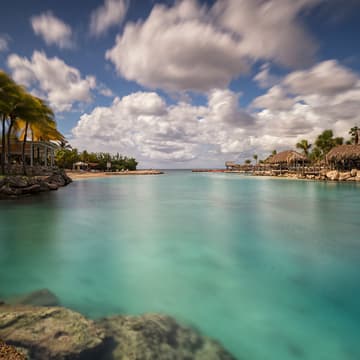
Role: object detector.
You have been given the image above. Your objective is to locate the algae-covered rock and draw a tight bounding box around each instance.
[97,313,236,360]
[0,340,26,360]
[0,306,105,360]
[5,289,60,307]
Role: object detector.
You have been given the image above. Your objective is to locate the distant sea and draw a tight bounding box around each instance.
[1,171,360,359]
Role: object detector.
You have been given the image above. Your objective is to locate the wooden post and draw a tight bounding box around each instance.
[44,145,48,167]
[30,142,34,167]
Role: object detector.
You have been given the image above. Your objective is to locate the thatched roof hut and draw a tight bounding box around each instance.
[266,150,307,165]
[326,145,360,162]
[326,145,360,169]
[225,161,241,170]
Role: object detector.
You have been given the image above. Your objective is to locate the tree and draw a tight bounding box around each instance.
[1,71,63,175]
[272,150,277,156]
[245,159,251,165]
[0,71,22,174]
[253,154,258,165]
[296,139,312,157]
[349,126,360,145]
[315,130,343,158]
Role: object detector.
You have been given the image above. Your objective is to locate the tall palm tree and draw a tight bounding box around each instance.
[253,154,258,165]
[296,139,312,157]
[19,97,56,174]
[349,126,359,145]
[0,71,22,174]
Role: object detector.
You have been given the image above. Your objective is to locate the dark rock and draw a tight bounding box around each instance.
[20,184,41,194]
[47,183,59,190]
[38,181,50,192]
[6,176,30,188]
[6,289,60,307]
[45,174,66,187]
[0,306,106,360]
[97,313,236,360]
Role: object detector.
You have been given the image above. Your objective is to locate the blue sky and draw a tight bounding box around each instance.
[1,0,360,168]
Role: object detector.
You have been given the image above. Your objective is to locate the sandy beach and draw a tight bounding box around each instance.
[67,170,164,180]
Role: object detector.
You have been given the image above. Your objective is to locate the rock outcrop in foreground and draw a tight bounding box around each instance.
[0,170,72,199]
[98,314,236,360]
[0,291,236,360]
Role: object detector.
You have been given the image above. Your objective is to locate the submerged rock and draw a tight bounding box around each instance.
[97,313,236,360]
[5,289,60,307]
[0,306,106,360]
[0,340,26,360]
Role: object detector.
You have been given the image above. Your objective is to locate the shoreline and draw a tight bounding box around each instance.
[67,169,164,180]
[192,168,360,183]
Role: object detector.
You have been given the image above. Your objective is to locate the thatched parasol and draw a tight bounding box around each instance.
[326,145,360,162]
[266,150,307,164]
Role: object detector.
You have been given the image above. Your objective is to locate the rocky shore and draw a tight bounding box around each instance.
[252,169,360,182]
[0,170,72,199]
[0,289,236,360]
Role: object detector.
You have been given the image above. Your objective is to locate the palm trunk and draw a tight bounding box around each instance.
[1,114,6,175]
[7,117,14,168]
[22,121,29,175]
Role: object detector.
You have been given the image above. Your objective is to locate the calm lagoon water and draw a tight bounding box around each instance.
[1,171,360,359]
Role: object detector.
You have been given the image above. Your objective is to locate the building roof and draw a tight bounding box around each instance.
[326,144,360,162]
[266,150,307,164]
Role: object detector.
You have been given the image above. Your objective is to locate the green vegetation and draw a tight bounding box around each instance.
[267,127,358,164]
[56,145,138,171]
[349,126,360,145]
[0,70,63,175]
[296,139,312,156]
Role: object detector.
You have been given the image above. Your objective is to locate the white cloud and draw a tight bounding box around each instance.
[0,35,9,52]
[70,89,256,166]
[70,59,360,167]
[253,63,281,89]
[106,0,320,92]
[90,0,128,37]
[252,60,360,149]
[7,51,96,112]
[31,12,73,49]
[284,59,358,95]
[98,84,114,97]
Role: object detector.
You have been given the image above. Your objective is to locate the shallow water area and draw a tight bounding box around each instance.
[1,171,360,359]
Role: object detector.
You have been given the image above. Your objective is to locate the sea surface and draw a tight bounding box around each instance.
[1,171,360,359]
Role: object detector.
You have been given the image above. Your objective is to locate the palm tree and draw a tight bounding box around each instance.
[349,126,360,145]
[0,71,23,174]
[253,154,258,165]
[272,149,277,156]
[296,139,312,157]
[315,130,343,158]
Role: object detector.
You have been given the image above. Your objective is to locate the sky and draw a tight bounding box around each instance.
[1,0,360,168]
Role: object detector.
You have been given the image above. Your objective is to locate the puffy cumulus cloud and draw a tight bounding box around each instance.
[251,85,296,111]
[7,51,96,112]
[252,60,360,148]
[31,12,73,49]
[90,0,128,37]
[213,0,320,67]
[283,60,359,95]
[106,0,319,92]
[70,89,258,166]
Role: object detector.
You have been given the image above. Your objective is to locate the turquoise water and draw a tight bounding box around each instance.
[1,172,360,359]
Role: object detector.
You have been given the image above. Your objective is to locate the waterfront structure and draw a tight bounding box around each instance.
[326,144,360,170]
[265,150,308,168]
[0,140,58,167]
